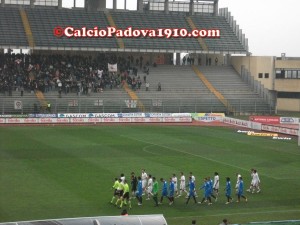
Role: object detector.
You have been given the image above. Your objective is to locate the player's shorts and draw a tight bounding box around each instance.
[162,191,168,197]
[226,191,231,197]
[123,192,130,200]
[174,185,178,192]
[142,180,147,189]
[204,191,210,198]
[189,191,195,197]
[169,191,174,197]
[119,190,124,197]
[147,187,153,194]
[131,185,137,192]
[180,183,186,190]
[213,184,219,190]
[114,189,120,196]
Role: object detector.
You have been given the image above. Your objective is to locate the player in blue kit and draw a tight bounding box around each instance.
[168,177,175,205]
[198,177,212,205]
[136,176,143,205]
[159,178,168,204]
[225,177,233,204]
[186,176,198,204]
[237,176,247,203]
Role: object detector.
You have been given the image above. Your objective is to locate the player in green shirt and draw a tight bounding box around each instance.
[110,178,120,204]
[120,180,132,209]
[152,177,159,206]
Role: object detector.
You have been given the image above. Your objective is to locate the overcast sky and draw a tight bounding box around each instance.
[63,0,300,57]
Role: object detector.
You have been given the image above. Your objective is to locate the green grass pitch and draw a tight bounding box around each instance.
[0,125,299,225]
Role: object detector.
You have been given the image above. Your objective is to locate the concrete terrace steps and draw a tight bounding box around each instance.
[134,65,225,114]
[197,66,271,113]
[43,88,129,100]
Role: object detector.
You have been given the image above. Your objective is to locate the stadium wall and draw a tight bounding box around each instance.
[277,98,300,112]
[231,56,300,112]
[231,56,274,90]
[275,59,300,68]
[275,79,300,92]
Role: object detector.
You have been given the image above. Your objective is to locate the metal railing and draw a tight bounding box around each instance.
[0,95,275,115]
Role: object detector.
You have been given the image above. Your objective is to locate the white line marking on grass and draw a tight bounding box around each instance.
[121,135,281,180]
[170,209,300,220]
[142,145,158,155]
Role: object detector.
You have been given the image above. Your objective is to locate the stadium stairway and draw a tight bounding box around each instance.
[198,66,272,114]
[123,83,145,111]
[35,91,48,110]
[133,65,226,113]
[185,17,208,51]
[19,9,35,48]
[192,65,234,113]
[105,12,125,49]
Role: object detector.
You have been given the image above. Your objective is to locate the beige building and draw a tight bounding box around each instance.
[231,55,300,112]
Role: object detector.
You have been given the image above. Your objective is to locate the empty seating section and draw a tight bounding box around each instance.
[0,8,28,47]
[135,65,227,113]
[191,15,245,52]
[25,8,118,48]
[0,7,245,52]
[198,66,271,113]
[110,12,201,51]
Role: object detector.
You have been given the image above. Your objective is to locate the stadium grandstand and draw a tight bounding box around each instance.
[0,0,299,116]
[0,1,300,225]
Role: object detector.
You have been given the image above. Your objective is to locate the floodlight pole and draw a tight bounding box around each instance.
[214,0,219,16]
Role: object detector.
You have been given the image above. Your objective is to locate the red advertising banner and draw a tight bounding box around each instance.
[40,118,56,123]
[249,116,280,124]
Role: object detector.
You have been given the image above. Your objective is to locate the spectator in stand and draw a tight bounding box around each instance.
[145,82,150,91]
[0,52,129,96]
[182,56,186,65]
[157,82,161,91]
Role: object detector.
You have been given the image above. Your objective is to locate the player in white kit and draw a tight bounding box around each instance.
[213,172,220,197]
[172,173,178,197]
[178,172,188,197]
[252,169,261,193]
[146,174,153,200]
[141,169,148,195]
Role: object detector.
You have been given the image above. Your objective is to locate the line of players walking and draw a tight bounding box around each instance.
[110,168,261,209]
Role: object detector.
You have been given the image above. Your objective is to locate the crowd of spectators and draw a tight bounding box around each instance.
[0,52,150,96]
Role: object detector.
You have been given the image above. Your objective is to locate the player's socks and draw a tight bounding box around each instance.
[111,196,115,203]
